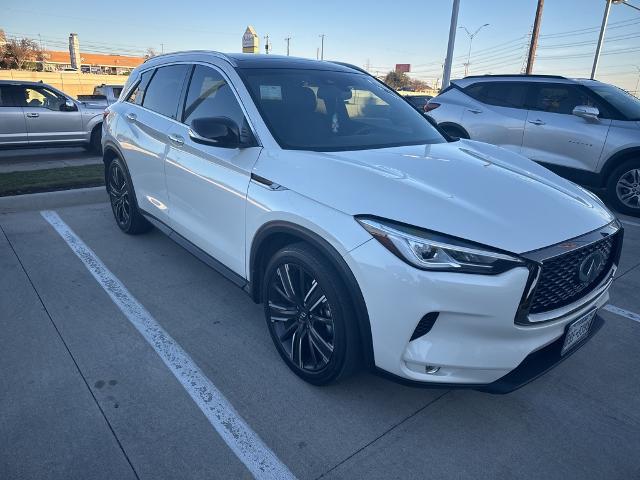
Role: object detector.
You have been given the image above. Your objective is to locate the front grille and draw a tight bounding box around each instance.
[529,233,617,314]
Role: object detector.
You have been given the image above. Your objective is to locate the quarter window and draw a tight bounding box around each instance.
[142,65,190,118]
[125,70,153,105]
[182,65,247,132]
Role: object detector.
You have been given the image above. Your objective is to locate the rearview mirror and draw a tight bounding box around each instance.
[189,117,240,149]
[572,105,599,121]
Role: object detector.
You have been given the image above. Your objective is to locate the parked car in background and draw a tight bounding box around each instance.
[402,94,433,112]
[77,84,124,106]
[0,80,104,153]
[102,52,622,391]
[426,75,640,216]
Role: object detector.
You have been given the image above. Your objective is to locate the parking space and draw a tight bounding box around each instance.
[2,202,640,479]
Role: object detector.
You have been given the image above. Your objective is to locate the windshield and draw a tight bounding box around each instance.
[589,83,640,121]
[239,68,445,151]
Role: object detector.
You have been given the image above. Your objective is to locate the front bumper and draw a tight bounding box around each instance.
[346,238,612,387]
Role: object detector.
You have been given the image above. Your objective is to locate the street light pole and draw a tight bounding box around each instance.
[285,37,291,56]
[319,34,325,60]
[591,0,614,79]
[634,65,640,98]
[441,0,460,90]
[460,24,490,77]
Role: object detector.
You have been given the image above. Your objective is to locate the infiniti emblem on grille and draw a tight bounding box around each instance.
[578,251,605,284]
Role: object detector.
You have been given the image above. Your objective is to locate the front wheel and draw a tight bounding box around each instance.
[262,243,360,385]
[107,157,152,234]
[606,159,640,217]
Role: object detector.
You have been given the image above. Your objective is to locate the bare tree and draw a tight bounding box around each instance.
[145,47,158,59]
[4,37,42,70]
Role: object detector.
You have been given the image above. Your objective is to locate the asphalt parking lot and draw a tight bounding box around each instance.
[1,198,640,479]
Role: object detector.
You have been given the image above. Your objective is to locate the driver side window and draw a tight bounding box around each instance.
[21,87,66,111]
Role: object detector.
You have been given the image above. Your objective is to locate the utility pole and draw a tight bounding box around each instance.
[441,0,460,90]
[319,34,325,60]
[634,65,640,98]
[525,0,544,74]
[285,37,291,56]
[459,23,490,77]
[264,34,271,54]
[161,43,164,54]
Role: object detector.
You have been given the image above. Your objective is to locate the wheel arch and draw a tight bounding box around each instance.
[249,221,375,368]
[437,122,470,139]
[600,146,640,186]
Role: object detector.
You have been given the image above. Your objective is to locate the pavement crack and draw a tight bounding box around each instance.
[0,222,141,480]
[315,389,451,479]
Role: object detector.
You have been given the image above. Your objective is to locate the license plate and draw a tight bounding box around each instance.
[561,309,596,356]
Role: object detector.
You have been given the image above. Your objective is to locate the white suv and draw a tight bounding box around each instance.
[103,52,623,391]
[426,75,640,216]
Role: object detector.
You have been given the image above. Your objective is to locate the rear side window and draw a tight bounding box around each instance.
[126,70,153,105]
[465,82,528,109]
[142,65,191,119]
[0,86,20,107]
[182,65,247,131]
[112,87,123,98]
[528,84,607,116]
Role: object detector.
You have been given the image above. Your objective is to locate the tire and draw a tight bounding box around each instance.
[440,124,469,141]
[606,159,640,217]
[106,157,152,234]
[262,243,360,385]
[87,125,103,155]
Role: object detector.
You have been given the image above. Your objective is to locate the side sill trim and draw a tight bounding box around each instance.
[140,209,247,288]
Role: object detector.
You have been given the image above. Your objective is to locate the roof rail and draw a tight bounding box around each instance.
[461,74,567,80]
[143,50,236,66]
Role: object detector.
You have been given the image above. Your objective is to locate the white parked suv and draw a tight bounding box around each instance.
[426,75,640,216]
[102,52,623,392]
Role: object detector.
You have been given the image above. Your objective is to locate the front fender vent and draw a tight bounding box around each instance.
[410,312,439,341]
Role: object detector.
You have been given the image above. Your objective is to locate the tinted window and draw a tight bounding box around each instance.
[588,83,640,121]
[0,86,20,107]
[239,68,445,151]
[142,65,190,118]
[465,82,528,108]
[126,70,153,105]
[183,65,247,131]
[112,87,123,98]
[528,84,594,115]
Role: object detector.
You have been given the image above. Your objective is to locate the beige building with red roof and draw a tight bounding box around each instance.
[40,50,145,75]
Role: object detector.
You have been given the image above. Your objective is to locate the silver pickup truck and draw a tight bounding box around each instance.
[0,80,105,153]
[77,84,124,106]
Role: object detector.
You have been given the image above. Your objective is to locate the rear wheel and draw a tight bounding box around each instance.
[262,243,360,385]
[606,159,640,217]
[107,157,152,234]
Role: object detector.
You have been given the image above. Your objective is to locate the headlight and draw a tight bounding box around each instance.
[356,217,524,275]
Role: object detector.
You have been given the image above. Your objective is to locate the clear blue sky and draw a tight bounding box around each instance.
[3,0,639,92]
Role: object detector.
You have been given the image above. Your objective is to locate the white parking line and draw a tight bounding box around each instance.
[41,210,295,480]
[603,304,640,324]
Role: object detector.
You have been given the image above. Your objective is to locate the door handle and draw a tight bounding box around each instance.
[168,133,184,147]
[528,119,545,126]
[467,108,483,114]
[125,112,137,122]
[26,112,39,118]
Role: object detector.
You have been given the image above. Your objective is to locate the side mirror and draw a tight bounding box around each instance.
[572,105,599,121]
[61,99,78,111]
[189,117,241,149]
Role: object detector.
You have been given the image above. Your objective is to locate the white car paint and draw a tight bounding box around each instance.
[104,52,622,387]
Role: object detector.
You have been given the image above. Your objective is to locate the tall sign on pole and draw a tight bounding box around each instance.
[442,0,460,90]
[242,26,259,54]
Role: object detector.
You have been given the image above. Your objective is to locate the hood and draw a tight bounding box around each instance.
[253,140,615,254]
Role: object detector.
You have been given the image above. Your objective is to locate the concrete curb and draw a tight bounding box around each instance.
[0,187,108,214]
